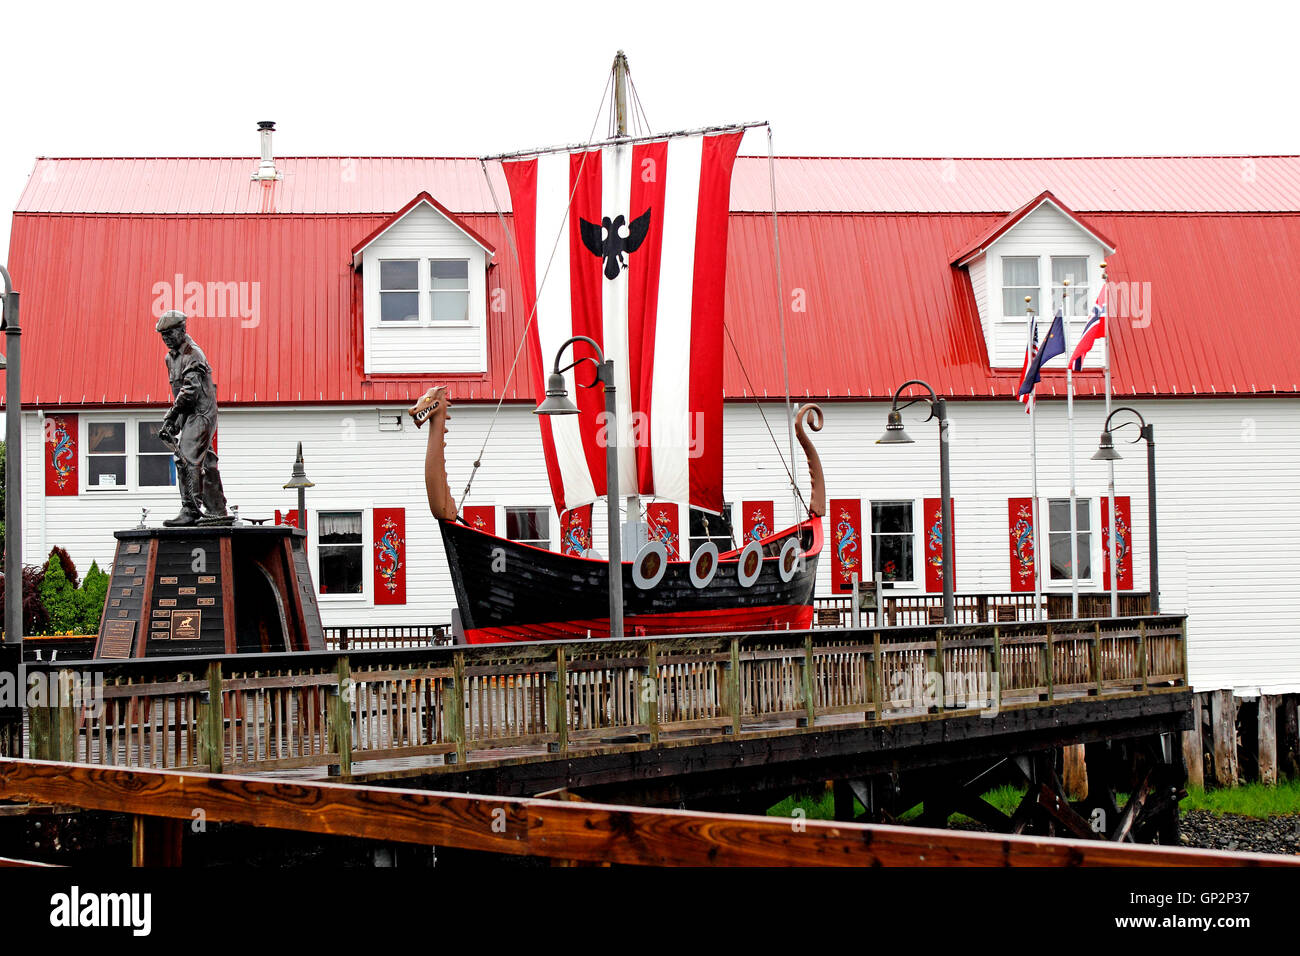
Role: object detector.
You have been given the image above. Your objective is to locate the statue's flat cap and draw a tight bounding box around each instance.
[155,310,188,332]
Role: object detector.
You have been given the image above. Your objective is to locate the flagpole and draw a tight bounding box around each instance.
[1103,261,1118,617]
[1064,280,1079,619]
[1026,299,1043,622]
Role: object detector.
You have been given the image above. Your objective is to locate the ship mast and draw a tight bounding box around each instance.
[611,50,647,557]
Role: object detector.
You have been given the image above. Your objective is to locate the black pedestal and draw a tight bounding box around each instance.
[94,526,325,659]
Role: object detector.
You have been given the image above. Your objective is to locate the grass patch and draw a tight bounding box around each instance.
[1181,779,1300,818]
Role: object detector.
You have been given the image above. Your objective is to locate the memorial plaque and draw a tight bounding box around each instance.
[123,566,137,575]
[101,620,136,659]
[126,544,141,554]
[152,631,170,641]
[198,575,216,584]
[132,577,144,586]
[153,609,170,618]
[170,609,201,641]
[110,599,121,607]
[158,598,176,607]
[197,597,215,607]
[178,586,196,596]
[119,588,133,597]
[160,576,178,585]
[117,610,128,618]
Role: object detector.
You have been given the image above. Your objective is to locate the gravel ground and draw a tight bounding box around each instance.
[1179,810,1300,856]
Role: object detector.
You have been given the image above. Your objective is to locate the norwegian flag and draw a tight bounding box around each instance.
[1069,282,1107,371]
[1016,316,1038,414]
[501,130,744,515]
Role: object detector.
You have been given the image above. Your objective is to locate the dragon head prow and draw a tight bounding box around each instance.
[412,386,458,520]
[795,403,827,518]
[409,385,450,429]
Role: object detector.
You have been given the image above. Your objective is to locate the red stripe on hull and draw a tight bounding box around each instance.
[463,602,815,645]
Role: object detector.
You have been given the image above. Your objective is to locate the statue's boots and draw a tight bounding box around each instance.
[162,507,201,527]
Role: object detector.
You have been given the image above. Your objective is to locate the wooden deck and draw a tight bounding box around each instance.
[22,615,1187,788]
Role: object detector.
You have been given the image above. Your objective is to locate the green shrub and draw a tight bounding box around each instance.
[39,553,80,634]
[78,560,110,634]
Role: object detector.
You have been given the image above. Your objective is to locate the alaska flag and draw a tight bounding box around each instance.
[1017,310,1066,397]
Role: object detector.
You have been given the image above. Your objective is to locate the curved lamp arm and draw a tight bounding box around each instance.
[1103,405,1152,444]
[890,378,943,420]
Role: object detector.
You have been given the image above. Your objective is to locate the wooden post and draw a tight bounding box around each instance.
[445,651,466,763]
[801,635,816,727]
[991,625,1003,712]
[871,630,884,717]
[329,656,352,776]
[1042,623,1055,702]
[131,815,183,866]
[728,638,741,735]
[55,670,77,762]
[1283,696,1300,780]
[547,647,568,754]
[1063,744,1089,800]
[1182,692,1205,789]
[1090,622,1103,696]
[1137,620,1149,691]
[931,628,945,713]
[1258,695,1278,786]
[641,641,661,744]
[194,661,224,774]
[1210,689,1238,788]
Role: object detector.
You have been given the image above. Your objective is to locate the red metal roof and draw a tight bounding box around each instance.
[8,156,1300,409]
[20,155,1300,214]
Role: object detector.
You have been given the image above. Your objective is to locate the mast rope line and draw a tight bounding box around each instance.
[767,126,802,527]
[461,71,614,509]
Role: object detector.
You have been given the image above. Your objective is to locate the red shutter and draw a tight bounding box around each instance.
[829,498,863,594]
[923,497,955,593]
[646,502,681,560]
[462,505,496,535]
[44,413,79,495]
[1101,496,1134,591]
[741,500,774,543]
[1008,497,1036,592]
[559,505,594,556]
[372,507,406,605]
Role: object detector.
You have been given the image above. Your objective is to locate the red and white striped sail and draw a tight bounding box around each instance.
[502,129,744,515]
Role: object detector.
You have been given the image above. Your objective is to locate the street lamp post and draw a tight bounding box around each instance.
[878,379,954,625]
[1092,407,1159,615]
[283,441,315,531]
[535,335,623,639]
[0,265,20,756]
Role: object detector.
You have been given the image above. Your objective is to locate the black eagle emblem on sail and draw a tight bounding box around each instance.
[579,208,652,279]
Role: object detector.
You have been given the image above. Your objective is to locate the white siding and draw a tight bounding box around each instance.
[360,202,488,374]
[967,255,988,346]
[21,397,1300,693]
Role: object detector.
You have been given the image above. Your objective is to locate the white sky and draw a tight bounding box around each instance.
[2,0,1296,254]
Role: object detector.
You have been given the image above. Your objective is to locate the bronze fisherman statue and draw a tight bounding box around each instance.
[156,310,230,526]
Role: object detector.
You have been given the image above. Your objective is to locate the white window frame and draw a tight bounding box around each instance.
[373,256,473,328]
[869,499,917,587]
[314,508,371,603]
[1045,497,1095,586]
[1000,255,1041,323]
[81,415,181,493]
[377,258,421,325]
[428,259,472,324]
[505,505,553,551]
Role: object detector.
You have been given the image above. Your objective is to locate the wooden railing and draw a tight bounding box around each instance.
[812,591,1153,628]
[323,624,451,649]
[4,756,1288,867]
[24,615,1187,777]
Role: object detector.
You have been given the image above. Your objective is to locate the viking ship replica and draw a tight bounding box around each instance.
[411,53,826,644]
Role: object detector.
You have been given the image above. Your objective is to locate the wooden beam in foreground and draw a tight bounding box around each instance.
[0,758,1293,868]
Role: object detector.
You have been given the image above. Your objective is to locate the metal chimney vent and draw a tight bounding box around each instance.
[253,121,281,181]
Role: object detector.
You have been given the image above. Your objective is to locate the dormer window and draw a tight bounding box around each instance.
[1002,257,1039,317]
[353,192,495,375]
[379,260,419,322]
[1051,256,1089,316]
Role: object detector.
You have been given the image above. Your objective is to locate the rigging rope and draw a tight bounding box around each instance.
[460,73,614,508]
[767,126,803,526]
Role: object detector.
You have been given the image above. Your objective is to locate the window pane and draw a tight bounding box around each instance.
[431,290,469,322]
[380,291,419,322]
[138,420,171,454]
[1051,257,1087,286]
[431,260,468,288]
[88,422,125,454]
[1049,534,1073,580]
[1003,257,1038,286]
[139,454,176,487]
[1075,534,1092,579]
[1004,288,1039,317]
[87,455,126,487]
[871,502,912,534]
[319,546,363,594]
[320,512,362,543]
[506,507,550,544]
[379,260,418,290]
[874,535,913,582]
